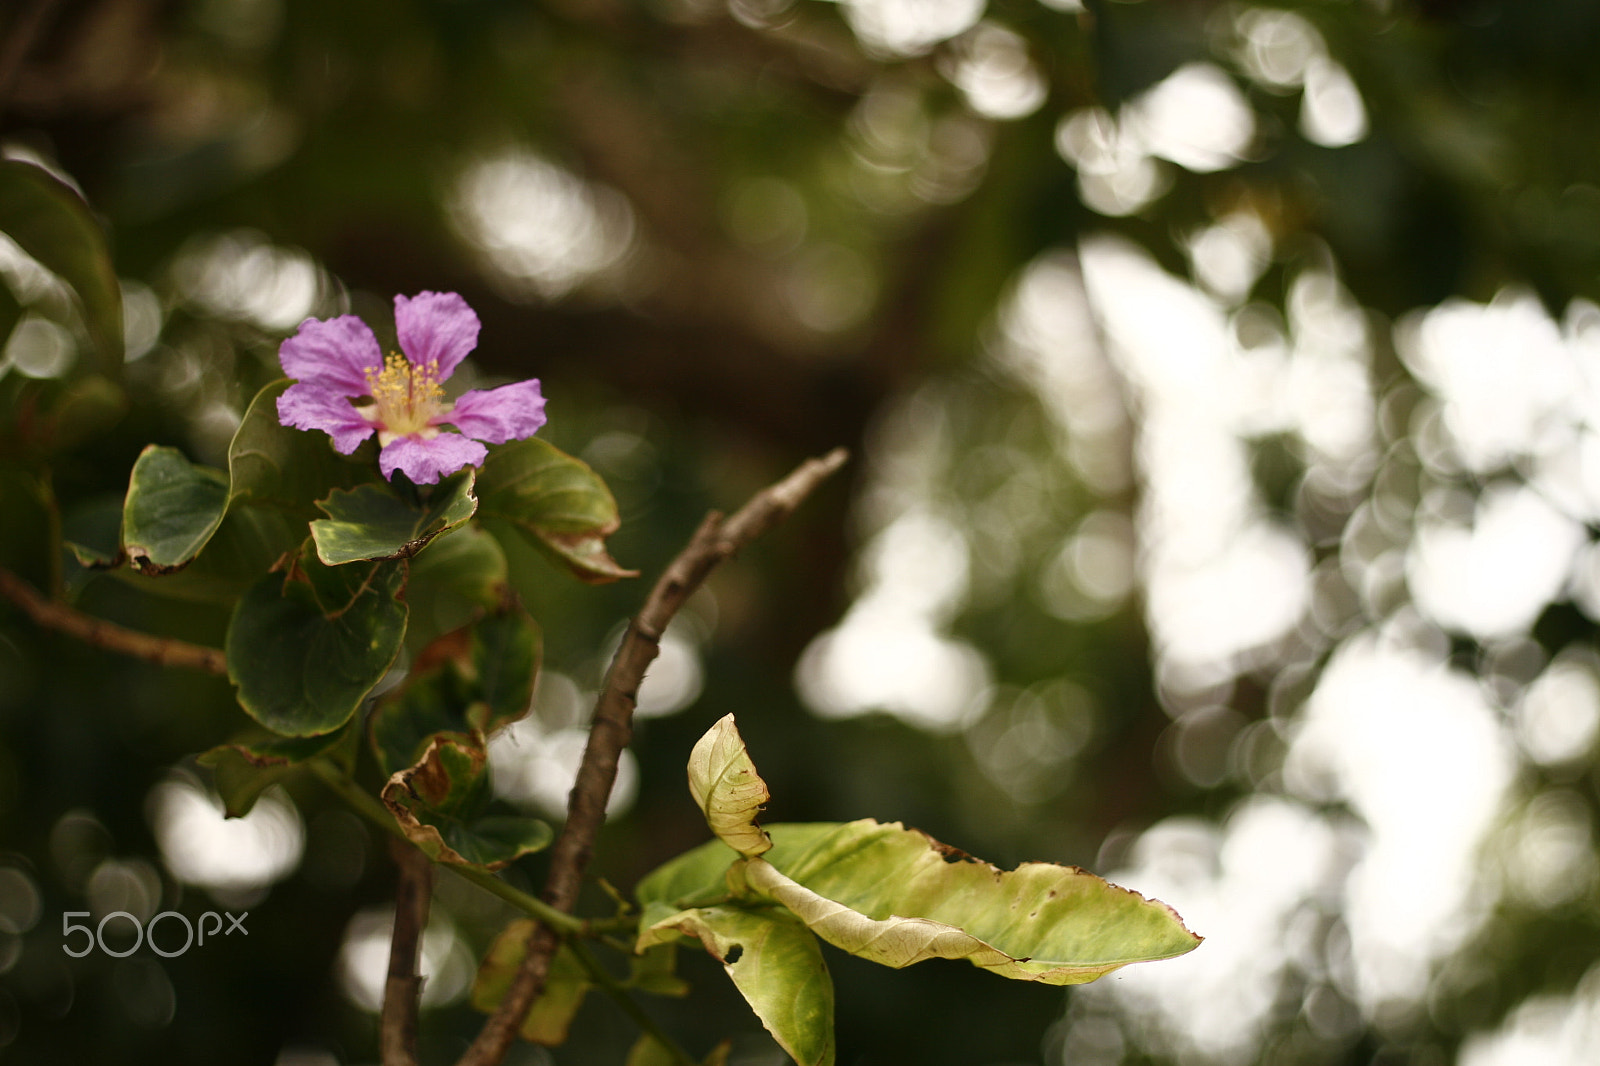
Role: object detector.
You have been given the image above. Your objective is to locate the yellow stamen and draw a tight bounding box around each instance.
[363,353,450,439]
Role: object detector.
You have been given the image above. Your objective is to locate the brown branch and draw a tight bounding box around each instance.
[381,840,435,1066]
[0,565,228,675]
[456,446,849,1066]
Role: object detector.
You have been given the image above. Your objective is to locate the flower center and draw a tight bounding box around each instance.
[364,353,449,438]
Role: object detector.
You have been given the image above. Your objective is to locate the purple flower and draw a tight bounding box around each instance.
[276,292,546,484]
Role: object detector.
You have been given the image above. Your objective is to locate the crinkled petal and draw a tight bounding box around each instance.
[277,383,376,453]
[447,379,547,445]
[394,291,479,378]
[379,433,488,485]
[279,315,383,395]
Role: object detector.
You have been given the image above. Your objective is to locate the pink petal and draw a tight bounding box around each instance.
[279,315,383,395]
[277,384,376,453]
[379,433,487,485]
[394,291,479,378]
[447,379,547,445]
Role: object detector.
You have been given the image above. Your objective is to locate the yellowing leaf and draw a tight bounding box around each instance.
[737,820,1202,985]
[639,905,833,1066]
[471,920,590,1045]
[687,714,771,858]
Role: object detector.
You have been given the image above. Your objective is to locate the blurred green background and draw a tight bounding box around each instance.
[4,0,1600,1064]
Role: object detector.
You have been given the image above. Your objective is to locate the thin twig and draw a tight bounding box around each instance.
[381,840,434,1066]
[0,565,228,674]
[309,751,692,1064]
[456,447,848,1066]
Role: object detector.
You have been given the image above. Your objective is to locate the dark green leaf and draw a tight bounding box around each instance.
[120,445,229,573]
[196,726,355,818]
[310,469,476,565]
[228,379,376,520]
[225,556,408,736]
[403,524,509,653]
[111,504,300,605]
[0,160,122,375]
[476,438,636,583]
[369,660,476,777]
[368,605,539,775]
[469,607,539,733]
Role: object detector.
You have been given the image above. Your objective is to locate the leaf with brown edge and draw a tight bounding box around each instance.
[731,820,1203,986]
[475,437,637,584]
[199,723,357,817]
[382,736,551,869]
[687,714,772,858]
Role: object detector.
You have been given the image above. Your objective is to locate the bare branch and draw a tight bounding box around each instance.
[0,565,228,675]
[381,840,435,1066]
[456,447,848,1066]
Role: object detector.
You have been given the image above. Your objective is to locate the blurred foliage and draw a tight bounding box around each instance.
[5,0,1600,1064]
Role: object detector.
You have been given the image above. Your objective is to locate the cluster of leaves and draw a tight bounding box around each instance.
[478,715,1199,1064]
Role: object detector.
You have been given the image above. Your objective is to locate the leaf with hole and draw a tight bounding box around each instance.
[638,904,833,1066]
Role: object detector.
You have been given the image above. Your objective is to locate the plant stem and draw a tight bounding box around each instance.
[0,564,227,674]
[380,839,432,1066]
[457,447,848,1066]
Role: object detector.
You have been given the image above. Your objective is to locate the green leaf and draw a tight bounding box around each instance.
[382,736,551,869]
[368,606,540,775]
[469,607,540,733]
[404,525,509,652]
[370,658,476,777]
[225,556,408,736]
[111,504,300,604]
[310,470,477,565]
[0,159,122,375]
[228,379,376,519]
[688,713,772,859]
[635,831,745,932]
[476,438,636,583]
[120,445,229,572]
[626,941,690,998]
[471,920,591,1045]
[625,1035,730,1066]
[197,726,355,817]
[639,905,834,1066]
